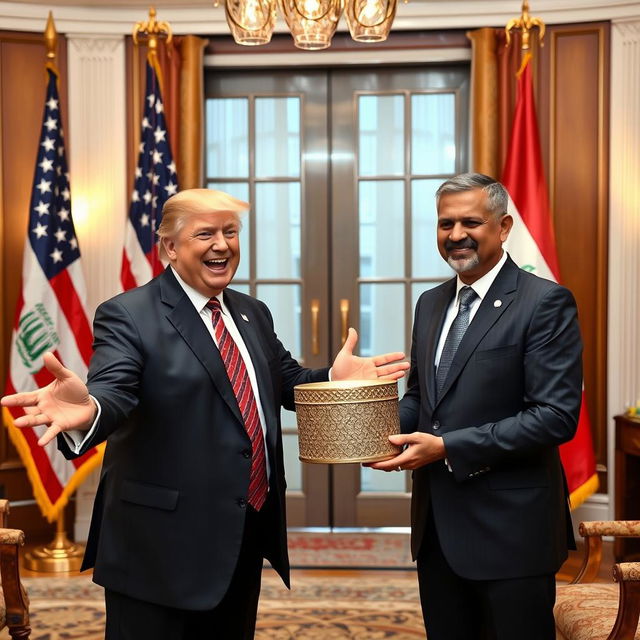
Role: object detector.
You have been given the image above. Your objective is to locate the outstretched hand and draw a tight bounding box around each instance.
[331,328,409,382]
[1,352,95,447]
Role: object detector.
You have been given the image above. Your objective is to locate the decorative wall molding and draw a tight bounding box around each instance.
[607,18,640,520]
[1,0,639,36]
[66,34,127,540]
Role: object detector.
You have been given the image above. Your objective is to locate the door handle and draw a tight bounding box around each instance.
[340,299,350,345]
[310,299,320,356]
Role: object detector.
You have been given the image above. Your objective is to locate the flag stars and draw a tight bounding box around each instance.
[57,207,70,221]
[167,161,176,175]
[34,201,50,216]
[41,137,55,152]
[135,167,142,178]
[165,182,177,196]
[152,149,163,165]
[32,222,48,239]
[142,117,151,129]
[54,228,67,243]
[132,190,140,203]
[61,188,70,201]
[151,174,160,186]
[155,100,164,114]
[153,127,166,144]
[139,142,145,153]
[36,178,52,194]
[143,190,152,204]
[39,158,54,173]
[50,248,63,264]
[147,94,156,108]
[44,117,58,131]
[140,213,150,227]
[46,97,59,111]
[69,237,78,250]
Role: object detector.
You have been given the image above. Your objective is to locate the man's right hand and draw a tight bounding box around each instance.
[1,352,95,446]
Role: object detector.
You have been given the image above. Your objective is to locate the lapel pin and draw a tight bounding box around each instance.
[493,299,502,308]
[241,314,249,322]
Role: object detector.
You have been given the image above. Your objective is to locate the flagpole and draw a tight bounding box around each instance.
[22,14,87,572]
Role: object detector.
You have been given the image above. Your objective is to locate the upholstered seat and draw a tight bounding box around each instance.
[0,499,30,639]
[555,521,640,640]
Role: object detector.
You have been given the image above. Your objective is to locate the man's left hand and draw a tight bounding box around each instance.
[331,328,409,381]
[365,432,446,471]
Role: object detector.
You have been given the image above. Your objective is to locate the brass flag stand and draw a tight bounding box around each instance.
[24,511,84,572]
[21,13,86,574]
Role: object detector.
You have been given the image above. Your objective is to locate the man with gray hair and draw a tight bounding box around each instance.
[2,188,409,639]
[370,173,582,639]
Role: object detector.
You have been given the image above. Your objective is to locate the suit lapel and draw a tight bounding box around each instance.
[424,280,456,410]
[160,269,245,427]
[436,258,519,404]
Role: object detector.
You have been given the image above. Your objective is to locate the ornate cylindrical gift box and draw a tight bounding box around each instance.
[294,379,401,464]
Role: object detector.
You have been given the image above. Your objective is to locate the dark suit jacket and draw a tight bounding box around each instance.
[58,267,329,610]
[400,256,581,581]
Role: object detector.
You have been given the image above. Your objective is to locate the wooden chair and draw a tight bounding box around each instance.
[0,499,30,639]
[555,520,640,640]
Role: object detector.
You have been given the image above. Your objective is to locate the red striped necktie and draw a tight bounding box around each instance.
[207,298,268,511]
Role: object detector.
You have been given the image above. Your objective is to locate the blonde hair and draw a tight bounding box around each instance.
[157,189,249,260]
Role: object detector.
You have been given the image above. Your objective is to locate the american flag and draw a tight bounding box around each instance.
[121,60,178,290]
[2,66,104,522]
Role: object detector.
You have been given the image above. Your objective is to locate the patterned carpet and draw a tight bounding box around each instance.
[12,572,424,640]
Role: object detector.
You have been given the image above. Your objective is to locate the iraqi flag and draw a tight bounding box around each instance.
[2,65,104,522]
[502,53,598,509]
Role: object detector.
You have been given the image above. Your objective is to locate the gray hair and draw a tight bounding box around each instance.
[435,173,508,218]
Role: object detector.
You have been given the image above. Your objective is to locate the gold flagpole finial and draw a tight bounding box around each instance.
[133,6,173,53]
[44,11,59,71]
[505,1,545,51]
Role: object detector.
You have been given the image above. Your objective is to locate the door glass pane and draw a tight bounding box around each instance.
[359,95,404,176]
[256,182,301,279]
[359,180,404,278]
[361,465,405,493]
[282,414,302,491]
[206,98,248,178]
[207,181,250,281]
[359,283,404,358]
[256,97,300,178]
[412,179,453,279]
[256,284,302,361]
[411,93,456,175]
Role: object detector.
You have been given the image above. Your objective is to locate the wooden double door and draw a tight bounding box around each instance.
[205,63,469,527]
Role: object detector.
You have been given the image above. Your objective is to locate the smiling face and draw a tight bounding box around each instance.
[162,211,241,298]
[436,187,512,284]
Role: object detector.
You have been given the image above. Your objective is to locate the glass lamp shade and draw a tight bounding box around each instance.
[345,0,397,42]
[278,0,344,50]
[225,0,277,46]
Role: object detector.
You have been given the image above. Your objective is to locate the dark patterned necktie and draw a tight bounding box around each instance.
[436,286,478,399]
[207,298,268,511]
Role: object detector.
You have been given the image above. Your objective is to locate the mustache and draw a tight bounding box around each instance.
[445,238,478,252]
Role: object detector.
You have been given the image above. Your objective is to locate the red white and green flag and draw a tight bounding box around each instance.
[502,53,598,508]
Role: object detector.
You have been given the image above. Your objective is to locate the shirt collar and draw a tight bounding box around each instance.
[170,266,229,316]
[455,250,508,302]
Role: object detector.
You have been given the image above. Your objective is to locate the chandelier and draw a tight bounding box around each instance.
[218,0,400,50]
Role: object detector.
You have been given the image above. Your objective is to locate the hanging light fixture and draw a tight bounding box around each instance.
[345,0,398,42]
[224,0,277,45]
[278,0,344,50]
[217,0,403,49]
